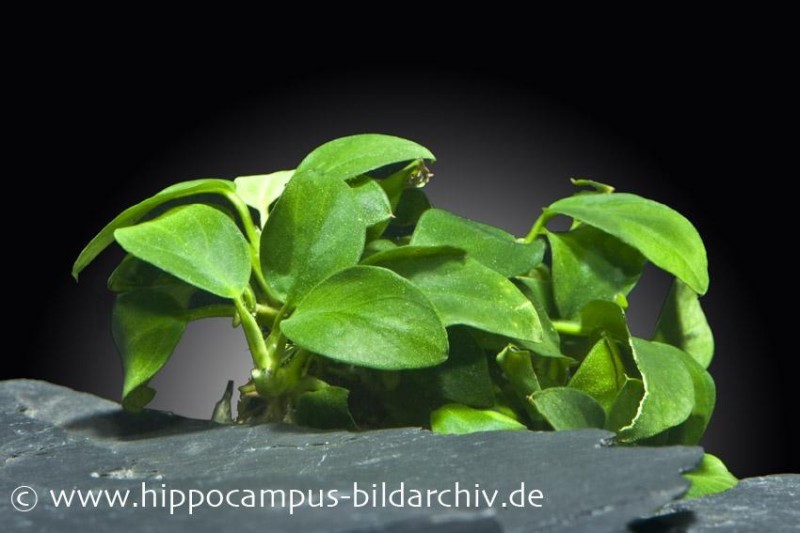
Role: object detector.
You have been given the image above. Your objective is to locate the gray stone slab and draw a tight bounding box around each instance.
[647,474,800,532]
[1,379,702,532]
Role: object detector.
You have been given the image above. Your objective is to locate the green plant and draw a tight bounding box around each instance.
[73,134,735,497]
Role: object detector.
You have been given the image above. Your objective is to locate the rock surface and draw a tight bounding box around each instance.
[0,380,735,532]
[651,474,800,532]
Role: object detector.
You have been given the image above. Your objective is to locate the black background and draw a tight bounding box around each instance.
[6,50,796,477]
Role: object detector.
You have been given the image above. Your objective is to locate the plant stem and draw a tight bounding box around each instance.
[256,303,279,324]
[224,191,261,251]
[184,304,236,321]
[234,295,270,370]
[223,191,283,307]
[552,319,584,336]
[521,210,553,244]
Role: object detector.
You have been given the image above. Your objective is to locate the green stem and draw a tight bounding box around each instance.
[224,191,261,249]
[223,191,282,307]
[256,303,279,324]
[264,328,286,371]
[552,319,584,336]
[521,210,553,244]
[234,295,270,369]
[184,304,235,322]
[251,267,281,308]
[284,348,312,384]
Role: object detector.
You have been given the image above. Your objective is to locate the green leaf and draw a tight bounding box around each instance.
[372,165,430,239]
[412,209,546,277]
[530,387,606,430]
[112,289,187,412]
[281,266,448,370]
[684,453,738,499]
[421,327,494,407]
[617,338,695,442]
[378,163,418,206]
[108,255,231,314]
[430,403,527,434]
[261,172,366,304]
[497,345,541,396]
[295,134,435,183]
[496,345,542,422]
[665,346,716,445]
[513,277,563,358]
[293,385,356,430]
[568,337,627,413]
[234,170,293,228]
[364,246,541,341]
[606,378,645,432]
[546,193,708,294]
[350,176,393,227]
[114,204,251,299]
[393,189,431,227]
[384,327,495,426]
[121,385,156,413]
[580,300,632,345]
[548,225,646,318]
[73,179,235,280]
[108,254,188,293]
[361,239,397,261]
[653,280,714,368]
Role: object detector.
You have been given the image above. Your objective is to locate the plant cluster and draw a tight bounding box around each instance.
[73,134,736,496]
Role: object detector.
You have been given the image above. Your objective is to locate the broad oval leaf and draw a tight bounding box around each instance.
[350,176,393,227]
[496,345,541,396]
[530,387,606,430]
[73,179,236,280]
[371,165,429,239]
[653,280,714,368]
[382,327,495,427]
[496,345,542,423]
[430,327,495,408]
[548,225,646,318]
[112,289,187,411]
[234,170,293,228]
[684,453,738,499]
[293,385,356,430]
[412,209,546,277]
[546,193,708,294]
[618,338,695,442]
[108,254,188,293]
[430,403,527,434]
[281,266,448,370]
[295,134,435,183]
[580,300,632,346]
[392,189,431,227]
[108,255,229,312]
[513,276,563,358]
[606,378,645,432]
[568,337,627,413]
[364,246,542,341]
[665,346,716,445]
[261,172,366,304]
[114,204,251,299]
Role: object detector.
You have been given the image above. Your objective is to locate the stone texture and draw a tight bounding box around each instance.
[1,380,704,532]
[648,474,800,532]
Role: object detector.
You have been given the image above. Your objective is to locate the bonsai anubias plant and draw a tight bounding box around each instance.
[73,134,736,498]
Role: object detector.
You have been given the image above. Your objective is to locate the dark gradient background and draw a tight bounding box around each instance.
[7,61,796,477]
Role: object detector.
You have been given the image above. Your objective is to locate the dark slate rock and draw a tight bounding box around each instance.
[651,474,800,532]
[1,380,701,532]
